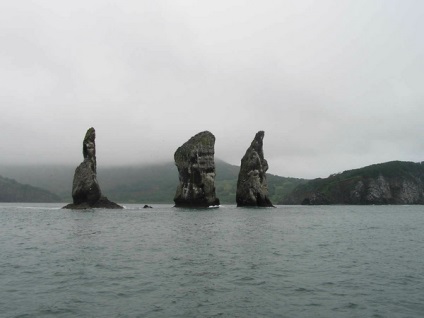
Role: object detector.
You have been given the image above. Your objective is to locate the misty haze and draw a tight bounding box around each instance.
[1,1,423,179]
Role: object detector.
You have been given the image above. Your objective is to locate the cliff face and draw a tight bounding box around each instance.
[348,175,423,204]
[281,161,424,205]
[174,131,220,208]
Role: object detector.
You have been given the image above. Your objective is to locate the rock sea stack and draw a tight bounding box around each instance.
[236,131,274,207]
[174,131,220,208]
[63,128,123,209]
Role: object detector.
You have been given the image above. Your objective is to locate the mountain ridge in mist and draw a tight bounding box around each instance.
[0,175,61,202]
[0,159,306,204]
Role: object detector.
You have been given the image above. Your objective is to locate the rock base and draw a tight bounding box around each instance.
[237,199,274,208]
[174,198,220,208]
[62,196,123,209]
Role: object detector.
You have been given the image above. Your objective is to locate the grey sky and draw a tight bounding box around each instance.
[1,0,423,178]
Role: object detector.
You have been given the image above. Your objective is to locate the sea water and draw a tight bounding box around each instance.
[0,203,423,318]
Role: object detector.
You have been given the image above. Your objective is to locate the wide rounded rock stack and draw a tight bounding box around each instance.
[174,131,220,208]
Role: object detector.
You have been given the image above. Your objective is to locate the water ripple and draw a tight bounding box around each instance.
[0,204,423,317]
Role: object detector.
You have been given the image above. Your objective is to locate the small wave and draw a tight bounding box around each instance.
[305,303,322,307]
[294,287,315,293]
[11,206,62,210]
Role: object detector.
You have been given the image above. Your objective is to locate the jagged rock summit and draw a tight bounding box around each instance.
[174,131,220,208]
[236,131,274,207]
[63,128,123,209]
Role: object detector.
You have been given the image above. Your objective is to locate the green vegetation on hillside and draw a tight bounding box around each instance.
[335,160,424,179]
[0,175,61,202]
[0,165,74,201]
[97,163,179,204]
[281,161,424,204]
[267,173,308,203]
[3,160,422,205]
[0,160,306,204]
[98,160,305,204]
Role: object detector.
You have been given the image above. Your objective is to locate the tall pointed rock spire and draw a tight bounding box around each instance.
[63,127,123,209]
[236,131,274,207]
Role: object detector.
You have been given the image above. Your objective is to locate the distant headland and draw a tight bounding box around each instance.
[280,161,424,205]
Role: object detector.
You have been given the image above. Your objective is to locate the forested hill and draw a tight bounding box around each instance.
[88,160,306,204]
[281,161,424,205]
[0,160,306,204]
[0,175,61,203]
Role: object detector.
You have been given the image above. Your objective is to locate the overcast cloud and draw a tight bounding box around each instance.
[1,0,423,178]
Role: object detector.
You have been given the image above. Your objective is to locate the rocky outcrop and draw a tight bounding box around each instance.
[174,131,220,208]
[282,161,424,205]
[63,128,123,209]
[236,131,274,207]
[301,192,330,205]
[349,175,423,204]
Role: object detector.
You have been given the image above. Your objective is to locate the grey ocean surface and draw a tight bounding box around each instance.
[1,204,423,318]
